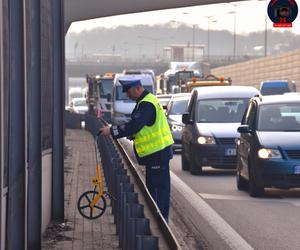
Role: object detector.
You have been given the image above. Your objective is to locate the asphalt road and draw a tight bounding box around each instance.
[171,154,300,250]
[119,139,300,250]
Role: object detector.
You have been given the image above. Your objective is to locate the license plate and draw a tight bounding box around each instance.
[225,148,236,156]
[294,165,300,174]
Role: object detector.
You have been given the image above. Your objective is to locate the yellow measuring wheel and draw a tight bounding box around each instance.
[77,133,112,219]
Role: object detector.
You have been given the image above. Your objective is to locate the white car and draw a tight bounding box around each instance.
[70,97,88,114]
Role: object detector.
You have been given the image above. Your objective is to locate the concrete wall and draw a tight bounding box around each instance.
[211,48,300,89]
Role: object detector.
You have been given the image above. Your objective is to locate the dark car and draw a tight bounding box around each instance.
[182,86,259,175]
[166,93,191,151]
[236,94,300,197]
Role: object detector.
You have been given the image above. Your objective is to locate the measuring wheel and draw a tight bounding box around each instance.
[77,190,107,219]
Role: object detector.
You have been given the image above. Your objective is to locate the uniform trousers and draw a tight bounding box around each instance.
[145,162,170,222]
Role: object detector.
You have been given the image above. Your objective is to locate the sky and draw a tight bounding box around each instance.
[67,0,300,35]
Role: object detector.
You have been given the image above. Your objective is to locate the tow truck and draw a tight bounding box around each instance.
[182,74,232,92]
[86,73,114,123]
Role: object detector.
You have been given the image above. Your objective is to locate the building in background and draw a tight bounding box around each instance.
[163,44,205,62]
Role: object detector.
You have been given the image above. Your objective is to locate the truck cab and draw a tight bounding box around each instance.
[111,74,155,125]
[97,73,114,122]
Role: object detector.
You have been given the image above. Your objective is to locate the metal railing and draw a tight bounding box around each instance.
[84,114,180,250]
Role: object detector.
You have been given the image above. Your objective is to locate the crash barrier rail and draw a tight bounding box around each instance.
[84,114,180,250]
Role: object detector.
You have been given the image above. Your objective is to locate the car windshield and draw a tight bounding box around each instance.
[99,79,113,96]
[196,98,249,123]
[169,99,189,115]
[116,85,153,101]
[258,103,300,131]
[73,99,87,106]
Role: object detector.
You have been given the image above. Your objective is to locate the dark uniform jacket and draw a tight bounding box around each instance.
[110,90,173,165]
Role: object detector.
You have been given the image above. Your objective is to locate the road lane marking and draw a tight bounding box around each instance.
[199,192,300,206]
[171,172,254,250]
[199,193,252,201]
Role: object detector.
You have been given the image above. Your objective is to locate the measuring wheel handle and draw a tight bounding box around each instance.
[77,190,107,219]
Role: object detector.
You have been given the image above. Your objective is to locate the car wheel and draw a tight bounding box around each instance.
[190,150,202,175]
[181,151,190,171]
[248,160,264,197]
[236,170,248,191]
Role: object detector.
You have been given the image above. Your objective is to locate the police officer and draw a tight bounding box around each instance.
[99,75,174,222]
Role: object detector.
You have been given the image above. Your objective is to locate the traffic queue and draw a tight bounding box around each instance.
[76,67,300,198]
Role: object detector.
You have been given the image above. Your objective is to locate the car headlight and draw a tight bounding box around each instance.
[258,148,282,159]
[171,124,183,131]
[197,136,216,144]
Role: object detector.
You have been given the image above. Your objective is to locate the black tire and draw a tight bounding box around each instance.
[248,161,264,197]
[236,171,248,191]
[181,147,190,171]
[77,190,107,219]
[190,158,202,175]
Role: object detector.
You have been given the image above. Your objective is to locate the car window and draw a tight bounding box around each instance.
[99,79,113,97]
[196,98,249,123]
[169,99,189,115]
[258,103,300,131]
[246,103,257,128]
[187,92,197,121]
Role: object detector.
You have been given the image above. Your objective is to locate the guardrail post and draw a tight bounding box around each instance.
[115,175,130,228]
[119,183,134,247]
[127,218,150,250]
[121,192,139,249]
[125,204,145,250]
[135,235,159,250]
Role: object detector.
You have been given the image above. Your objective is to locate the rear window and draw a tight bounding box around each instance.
[260,82,295,95]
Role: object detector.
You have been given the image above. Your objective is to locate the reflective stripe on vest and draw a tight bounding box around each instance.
[134,93,174,157]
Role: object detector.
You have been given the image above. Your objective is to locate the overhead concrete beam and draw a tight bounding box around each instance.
[64,0,244,25]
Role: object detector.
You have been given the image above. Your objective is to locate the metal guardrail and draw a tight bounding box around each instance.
[84,114,181,250]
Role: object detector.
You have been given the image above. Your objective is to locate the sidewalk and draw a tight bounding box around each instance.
[42,129,120,250]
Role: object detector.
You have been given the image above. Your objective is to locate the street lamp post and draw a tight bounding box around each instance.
[181,13,198,62]
[204,16,217,62]
[192,24,196,61]
[204,16,213,62]
[228,9,236,61]
[264,14,267,57]
[258,0,268,57]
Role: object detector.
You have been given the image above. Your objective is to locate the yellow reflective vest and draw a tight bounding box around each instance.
[134,93,174,157]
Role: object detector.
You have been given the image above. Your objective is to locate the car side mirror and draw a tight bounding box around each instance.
[107,93,112,102]
[237,125,252,133]
[182,112,193,125]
